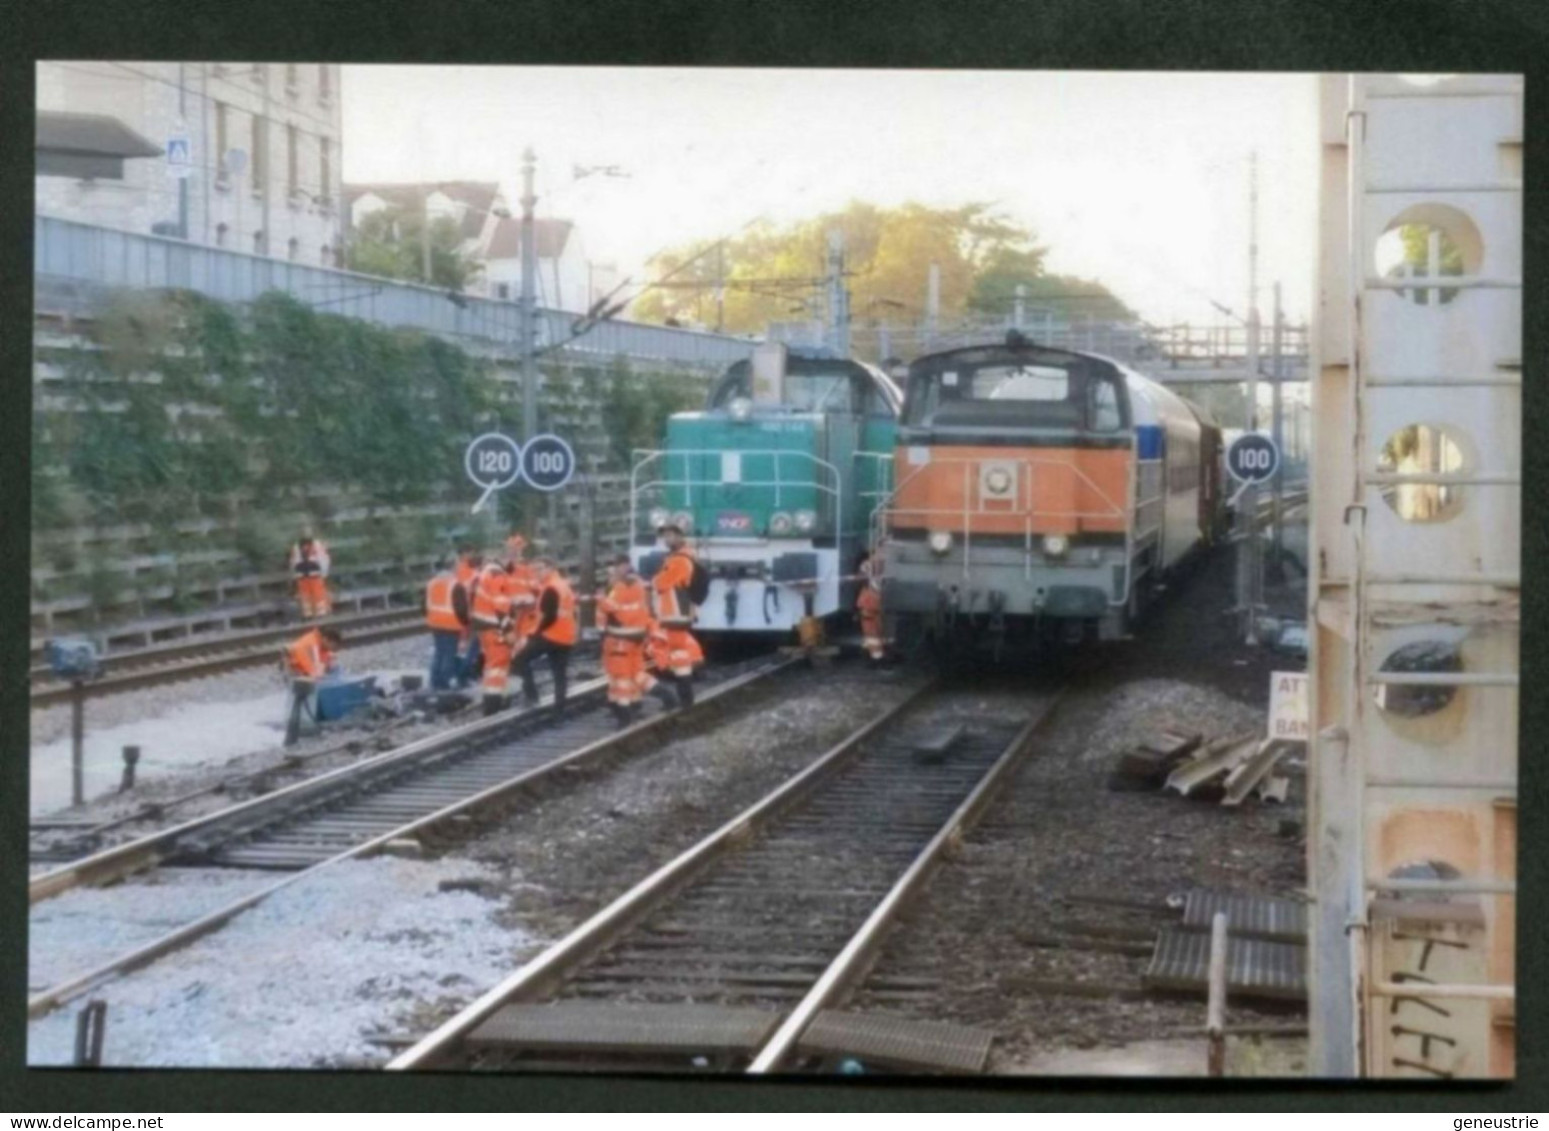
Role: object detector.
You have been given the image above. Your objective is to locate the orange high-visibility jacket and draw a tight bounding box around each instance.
[503,562,535,636]
[597,578,652,637]
[538,574,579,646]
[425,571,462,631]
[652,549,696,625]
[470,564,512,628]
[287,627,333,678]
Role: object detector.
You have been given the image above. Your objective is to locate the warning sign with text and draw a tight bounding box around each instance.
[1269,671,1309,742]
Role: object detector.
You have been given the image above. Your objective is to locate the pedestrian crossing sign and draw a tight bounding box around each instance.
[167,136,191,178]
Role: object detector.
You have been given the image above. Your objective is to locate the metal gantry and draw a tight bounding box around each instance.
[1309,73,1521,1079]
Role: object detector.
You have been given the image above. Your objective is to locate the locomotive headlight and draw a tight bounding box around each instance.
[794,509,817,533]
[983,467,1013,495]
[770,511,794,536]
[672,510,694,533]
[728,396,753,422]
[648,507,670,530]
[928,531,954,555]
[1042,533,1070,558]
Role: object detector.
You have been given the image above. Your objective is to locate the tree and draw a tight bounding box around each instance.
[634,201,1135,357]
[1396,222,1465,277]
[1392,222,1464,305]
[346,206,483,292]
[968,251,1136,326]
[634,201,1038,334]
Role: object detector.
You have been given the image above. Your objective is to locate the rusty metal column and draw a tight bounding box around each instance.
[520,147,538,444]
[1206,911,1229,1076]
[70,680,86,808]
[1271,282,1285,563]
[1310,725,1359,1075]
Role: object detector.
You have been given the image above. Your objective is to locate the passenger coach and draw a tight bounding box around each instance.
[874,332,1222,650]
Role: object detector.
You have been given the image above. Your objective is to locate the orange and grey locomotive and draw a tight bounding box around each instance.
[873,332,1223,650]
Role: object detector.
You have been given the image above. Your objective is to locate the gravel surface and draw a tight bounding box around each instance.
[29,634,438,817]
[23,540,1310,1076]
[28,857,525,1069]
[29,637,601,834]
[29,868,277,992]
[27,660,917,1069]
[30,706,479,857]
[30,633,433,746]
[849,544,1309,1077]
[413,663,925,1028]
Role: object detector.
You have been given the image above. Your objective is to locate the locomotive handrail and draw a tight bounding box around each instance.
[629,448,843,545]
[853,450,896,528]
[879,455,1129,521]
[870,454,1137,600]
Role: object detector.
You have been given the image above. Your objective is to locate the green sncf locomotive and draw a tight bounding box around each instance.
[630,343,901,637]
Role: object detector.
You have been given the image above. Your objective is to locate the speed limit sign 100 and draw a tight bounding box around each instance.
[1226,433,1280,485]
[521,433,576,492]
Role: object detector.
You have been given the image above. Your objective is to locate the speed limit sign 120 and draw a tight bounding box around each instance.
[465,432,523,513]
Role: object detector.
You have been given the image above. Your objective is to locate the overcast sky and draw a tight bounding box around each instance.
[342,67,1321,327]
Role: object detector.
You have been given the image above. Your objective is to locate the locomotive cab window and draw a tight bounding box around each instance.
[709,365,869,414]
[786,374,857,413]
[1089,377,1123,432]
[974,365,1068,401]
[904,355,1128,433]
[862,379,897,419]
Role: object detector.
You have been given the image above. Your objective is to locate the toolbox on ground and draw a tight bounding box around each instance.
[314,674,377,721]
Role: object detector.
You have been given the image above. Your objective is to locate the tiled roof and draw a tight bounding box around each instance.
[487,216,574,260]
[343,181,502,240]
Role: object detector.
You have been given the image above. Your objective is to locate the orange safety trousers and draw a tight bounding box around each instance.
[479,628,515,697]
[296,576,332,619]
[649,625,702,679]
[857,585,884,660]
[602,632,656,705]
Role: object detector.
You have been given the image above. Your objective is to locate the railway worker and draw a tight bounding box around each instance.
[855,552,885,665]
[282,626,343,746]
[648,521,704,708]
[504,534,540,653]
[469,557,516,716]
[456,549,484,688]
[514,557,578,711]
[288,535,332,620]
[596,556,675,726]
[424,559,466,691]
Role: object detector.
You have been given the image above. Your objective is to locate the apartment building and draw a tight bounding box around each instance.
[36,61,345,264]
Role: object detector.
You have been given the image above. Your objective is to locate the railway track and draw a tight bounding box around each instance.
[27,654,800,1020]
[29,607,425,707]
[387,681,1063,1075]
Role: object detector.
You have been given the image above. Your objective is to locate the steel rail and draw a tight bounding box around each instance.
[745,693,1061,1073]
[30,675,600,903]
[30,606,419,684]
[29,712,429,861]
[30,612,425,707]
[27,658,800,1019]
[386,676,938,1071]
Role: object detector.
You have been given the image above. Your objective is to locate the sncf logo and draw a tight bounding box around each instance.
[716,512,753,533]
